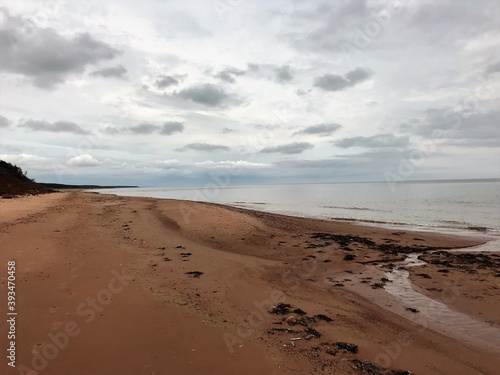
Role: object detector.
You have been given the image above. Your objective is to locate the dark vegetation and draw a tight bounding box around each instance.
[0,160,52,197]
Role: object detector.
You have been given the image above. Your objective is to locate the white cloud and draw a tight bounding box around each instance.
[68,154,101,167]
[195,160,271,168]
[0,153,50,166]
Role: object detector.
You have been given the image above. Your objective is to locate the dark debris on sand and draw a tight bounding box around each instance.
[322,342,358,355]
[269,303,292,315]
[352,359,412,375]
[311,232,440,255]
[185,271,203,278]
[418,251,500,275]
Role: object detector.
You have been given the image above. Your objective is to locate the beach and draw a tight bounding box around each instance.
[1,191,499,375]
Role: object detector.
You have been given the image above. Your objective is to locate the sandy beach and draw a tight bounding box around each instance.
[1,191,499,375]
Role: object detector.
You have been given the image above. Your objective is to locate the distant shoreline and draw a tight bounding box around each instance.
[40,183,139,190]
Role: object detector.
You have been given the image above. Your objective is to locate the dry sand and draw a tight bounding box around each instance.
[0,191,499,374]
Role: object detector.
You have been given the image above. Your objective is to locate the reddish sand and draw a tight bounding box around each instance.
[0,192,498,374]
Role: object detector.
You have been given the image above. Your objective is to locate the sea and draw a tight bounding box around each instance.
[91,179,500,235]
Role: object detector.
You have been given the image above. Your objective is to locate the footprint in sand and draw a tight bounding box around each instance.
[49,306,58,314]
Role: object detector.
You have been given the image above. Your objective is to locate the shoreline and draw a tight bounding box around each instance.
[1,191,499,374]
[89,190,499,244]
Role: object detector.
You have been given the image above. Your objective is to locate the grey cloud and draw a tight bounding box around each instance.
[407,1,500,42]
[314,67,372,91]
[156,75,179,89]
[0,10,121,88]
[160,122,184,135]
[247,63,260,72]
[274,65,294,83]
[402,107,500,147]
[261,142,314,154]
[103,122,183,136]
[176,143,230,152]
[222,127,235,133]
[91,65,127,79]
[129,123,161,134]
[0,115,11,128]
[215,67,245,83]
[19,119,90,134]
[176,83,237,107]
[282,1,380,54]
[246,63,295,84]
[284,1,498,56]
[485,61,500,77]
[336,134,409,148]
[102,126,122,135]
[345,67,372,84]
[293,123,342,136]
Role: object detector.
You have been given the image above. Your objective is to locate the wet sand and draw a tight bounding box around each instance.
[0,191,499,374]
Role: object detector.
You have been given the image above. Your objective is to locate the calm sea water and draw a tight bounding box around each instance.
[92,180,500,233]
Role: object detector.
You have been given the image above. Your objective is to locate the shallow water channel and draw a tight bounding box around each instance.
[383,252,500,353]
[328,240,500,354]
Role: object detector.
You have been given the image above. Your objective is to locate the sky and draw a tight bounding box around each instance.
[0,0,499,186]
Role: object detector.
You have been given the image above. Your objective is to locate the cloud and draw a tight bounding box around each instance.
[283,1,497,58]
[91,65,127,79]
[175,143,230,152]
[156,75,179,89]
[101,122,184,136]
[261,142,314,154]
[156,159,184,168]
[19,119,90,134]
[274,65,294,83]
[246,63,295,84]
[0,144,21,153]
[195,160,271,168]
[293,123,342,136]
[129,123,161,134]
[215,67,245,83]
[222,127,235,133]
[314,67,373,91]
[0,115,11,128]
[68,154,101,167]
[175,83,237,107]
[402,107,500,147]
[336,134,409,148]
[0,153,50,166]
[485,61,500,77]
[0,10,121,88]
[366,101,379,107]
[160,121,184,135]
[102,126,122,135]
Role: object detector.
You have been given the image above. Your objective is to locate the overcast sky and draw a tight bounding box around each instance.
[0,0,499,186]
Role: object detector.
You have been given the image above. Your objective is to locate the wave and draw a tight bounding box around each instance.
[323,205,386,212]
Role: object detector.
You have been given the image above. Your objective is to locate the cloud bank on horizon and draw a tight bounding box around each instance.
[0,0,499,186]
